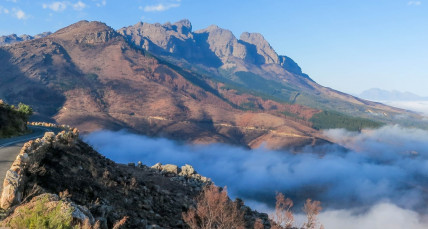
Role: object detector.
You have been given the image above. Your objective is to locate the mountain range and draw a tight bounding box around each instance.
[0,20,423,149]
[359,88,428,101]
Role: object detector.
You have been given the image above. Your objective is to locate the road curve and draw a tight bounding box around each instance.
[0,126,56,194]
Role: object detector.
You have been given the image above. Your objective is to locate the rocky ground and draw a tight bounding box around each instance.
[0,130,270,228]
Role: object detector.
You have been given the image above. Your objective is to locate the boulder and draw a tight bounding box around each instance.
[161,164,179,174]
[179,164,196,176]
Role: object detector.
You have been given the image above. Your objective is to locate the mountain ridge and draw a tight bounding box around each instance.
[0,20,334,150]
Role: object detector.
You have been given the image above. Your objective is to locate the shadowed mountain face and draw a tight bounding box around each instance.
[0,20,332,149]
[119,20,417,126]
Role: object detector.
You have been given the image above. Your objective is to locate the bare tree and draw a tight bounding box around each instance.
[269,193,323,229]
[302,199,322,229]
[182,185,245,229]
[270,193,294,229]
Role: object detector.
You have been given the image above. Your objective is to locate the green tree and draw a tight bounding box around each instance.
[17,103,33,120]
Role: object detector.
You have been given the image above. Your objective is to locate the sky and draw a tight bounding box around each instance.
[0,0,427,96]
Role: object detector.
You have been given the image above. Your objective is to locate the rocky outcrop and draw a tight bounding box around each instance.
[0,131,269,228]
[52,20,119,44]
[118,19,310,76]
[0,130,80,209]
[240,32,279,64]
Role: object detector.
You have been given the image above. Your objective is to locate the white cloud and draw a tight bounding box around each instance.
[11,8,28,19]
[42,1,87,12]
[0,5,10,14]
[318,202,428,229]
[408,1,422,6]
[95,0,106,7]
[42,1,67,12]
[72,1,86,10]
[143,3,180,12]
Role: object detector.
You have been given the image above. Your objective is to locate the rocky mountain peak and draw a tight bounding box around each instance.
[51,20,119,44]
[239,32,279,64]
[173,19,192,34]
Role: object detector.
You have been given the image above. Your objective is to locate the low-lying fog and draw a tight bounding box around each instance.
[84,125,428,229]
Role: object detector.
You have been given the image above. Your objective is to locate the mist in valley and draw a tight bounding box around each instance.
[84,125,428,228]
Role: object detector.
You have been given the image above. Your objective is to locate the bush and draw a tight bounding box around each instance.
[17,102,33,120]
[6,195,74,229]
[182,185,245,229]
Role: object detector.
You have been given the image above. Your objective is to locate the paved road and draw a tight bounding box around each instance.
[0,126,56,194]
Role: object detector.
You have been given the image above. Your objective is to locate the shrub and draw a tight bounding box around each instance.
[6,195,74,229]
[17,102,33,120]
[182,185,245,229]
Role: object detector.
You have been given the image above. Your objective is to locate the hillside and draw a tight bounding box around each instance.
[0,130,269,228]
[119,20,420,126]
[0,20,336,150]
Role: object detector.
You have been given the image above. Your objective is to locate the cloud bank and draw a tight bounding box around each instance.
[84,125,428,226]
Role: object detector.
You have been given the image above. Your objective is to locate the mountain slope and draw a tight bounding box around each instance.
[119,20,420,126]
[0,20,329,149]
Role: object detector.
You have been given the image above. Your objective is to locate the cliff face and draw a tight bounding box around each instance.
[118,20,304,76]
[0,131,269,228]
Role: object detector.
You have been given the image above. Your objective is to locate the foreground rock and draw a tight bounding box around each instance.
[0,130,269,228]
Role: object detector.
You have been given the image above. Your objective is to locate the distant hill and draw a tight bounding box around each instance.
[0,32,51,46]
[359,88,428,101]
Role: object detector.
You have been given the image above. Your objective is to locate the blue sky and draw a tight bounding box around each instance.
[1,0,427,96]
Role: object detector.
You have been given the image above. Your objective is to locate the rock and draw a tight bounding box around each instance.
[239,32,279,64]
[179,164,196,176]
[43,132,55,141]
[151,163,162,170]
[128,162,135,167]
[0,169,21,209]
[161,164,179,174]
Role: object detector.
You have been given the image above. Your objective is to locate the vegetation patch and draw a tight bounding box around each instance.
[0,100,33,138]
[4,195,74,229]
[310,110,383,131]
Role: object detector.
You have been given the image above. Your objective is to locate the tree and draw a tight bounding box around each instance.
[302,199,322,229]
[182,185,245,229]
[271,193,294,229]
[269,193,323,229]
[17,103,33,120]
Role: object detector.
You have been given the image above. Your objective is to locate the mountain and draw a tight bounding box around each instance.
[0,20,335,149]
[118,20,416,126]
[0,32,51,46]
[0,20,424,149]
[360,88,428,101]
